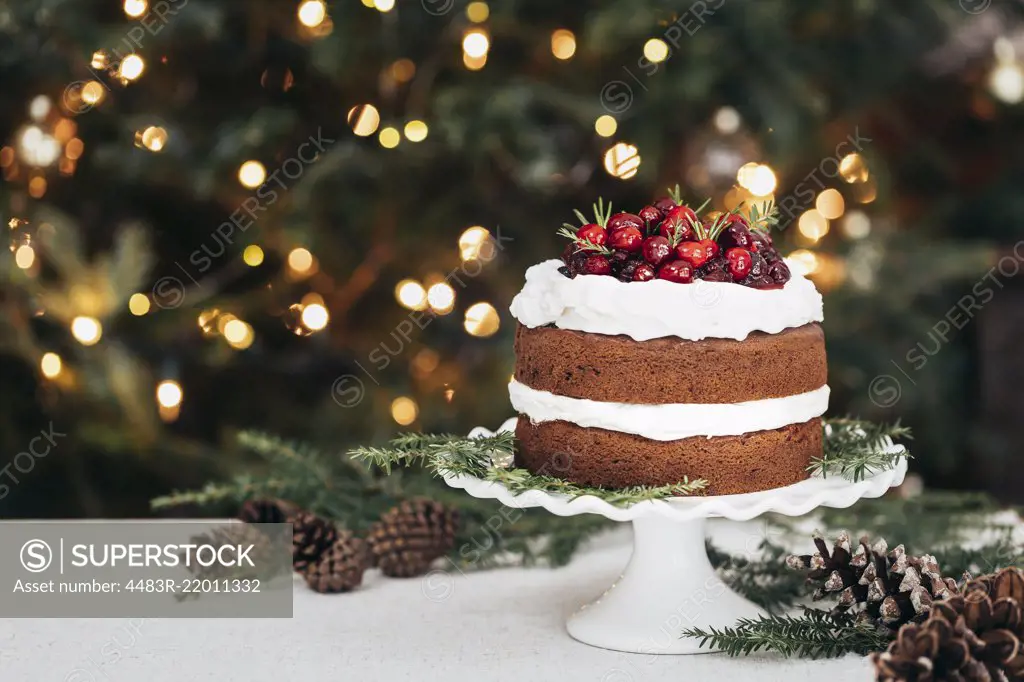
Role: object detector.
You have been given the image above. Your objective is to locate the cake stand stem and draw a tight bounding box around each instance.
[566,516,764,655]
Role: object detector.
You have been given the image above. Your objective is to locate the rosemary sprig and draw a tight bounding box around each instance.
[556,225,613,255]
[683,608,891,658]
[745,199,780,234]
[811,418,912,481]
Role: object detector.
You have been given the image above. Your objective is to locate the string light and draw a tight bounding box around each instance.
[594,115,617,137]
[463,302,500,337]
[551,29,577,60]
[124,0,148,18]
[287,247,314,273]
[603,142,641,180]
[842,210,871,240]
[197,308,222,336]
[128,293,151,316]
[300,303,329,331]
[713,106,741,134]
[156,380,183,408]
[643,38,669,63]
[40,352,62,379]
[395,279,428,310]
[427,282,456,314]
[403,120,428,142]
[243,244,264,266]
[118,55,145,82]
[736,162,777,195]
[14,244,35,269]
[797,209,830,242]
[136,126,168,152]
[81,81,105,107]
[838,153,868,183]
[71,316,102,346]
[374,0,395,11]
[223,319,254,349]
[815,189,845,220]
[297,0,327,27]
[466,1,489,22]
[347,104,380,137]
[238,160,266,188]
[378,126,400,148]
[463,30,490,59]
[458,227,493,261]
[390,396,418,426]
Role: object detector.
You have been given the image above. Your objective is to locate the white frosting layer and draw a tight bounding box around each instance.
[509,380,830,441]
[509,259,823,341]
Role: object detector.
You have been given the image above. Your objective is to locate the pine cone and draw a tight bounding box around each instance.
[187,523,273,580]
[292,511,338,572]
[787,531,958,631]
[367,498,459,578]
[238,498,298,525]
[303,531,369,594]
[873,568,1024,681]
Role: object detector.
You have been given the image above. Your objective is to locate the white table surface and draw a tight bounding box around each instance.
[0,520,872,681]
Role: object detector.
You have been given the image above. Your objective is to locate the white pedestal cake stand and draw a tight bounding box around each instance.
[447,418,909,655]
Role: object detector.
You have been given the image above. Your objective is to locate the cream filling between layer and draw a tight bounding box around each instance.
[509,259,824,341]
[509,380,830,441]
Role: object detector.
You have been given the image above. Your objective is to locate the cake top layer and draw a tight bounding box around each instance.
[509,258,823,341]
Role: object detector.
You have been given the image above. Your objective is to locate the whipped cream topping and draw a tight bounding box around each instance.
[509,380,830,441]
[509,259,823,341]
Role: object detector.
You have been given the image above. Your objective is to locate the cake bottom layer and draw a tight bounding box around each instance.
[514,418,821,496]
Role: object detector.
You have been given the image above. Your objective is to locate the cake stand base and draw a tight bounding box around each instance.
[566,516,762,654]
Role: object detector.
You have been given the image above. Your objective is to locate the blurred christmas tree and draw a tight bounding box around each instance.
[1,0,1023,517]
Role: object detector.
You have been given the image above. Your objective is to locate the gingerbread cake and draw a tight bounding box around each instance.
[508,191,827,495]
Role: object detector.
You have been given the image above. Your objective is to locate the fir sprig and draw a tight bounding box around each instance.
[683,608,891,658]
[811,418,912,481]
[556,225,613,255]
[745,200,780,234]
[557,197,616,254]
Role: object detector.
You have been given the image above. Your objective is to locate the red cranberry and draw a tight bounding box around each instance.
[657,260,694,283]
[718,223,754,251]
[581,254,612,276]
[577,223,608,246]
[658,213,697,242]
[675,241,711,268]
[700,238,719,259]
[638,205,662,225]
[768,260,791,284]
[725,248,753,281]
[607,212,644,232]
[632,263,656,281]
[610,226,644,252]
[642,236,672,266]
[748,252,768,279]
[653,196,677,214]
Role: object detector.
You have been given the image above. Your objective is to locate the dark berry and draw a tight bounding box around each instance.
[653,197,677,214]
[581,254,612,276]
[642,236,672,266]
[743,275,776,288]
[567,249,589,276]
[561,243,574,265]
[577,223,608,246]
[748,252,768,279]
[632,263,656,281]
[610,226,644,252]
[638,205,662,225]
[725,247,752,281]
[557,265,573,278]
[718,223,754,251]
[607,212,644,233]
[657,260,694,283]
[675,241,711,268]
[616,258,642,282]
[696,257,728,279]
[768,260,791,284]
[608,250,631,272]
[700,268,733,283]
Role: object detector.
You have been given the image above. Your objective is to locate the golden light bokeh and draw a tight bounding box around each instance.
[797,209,830,242]
[838,153,868,183]
[463,302,500,337]
[40,352,62,379]
[14,244,35,269]
[138,126,168,152]
[374,0,395,11]
[243,244,265,266]
[287,247,314,273]
[390,396,418,426]
[458,226,492,261]
[737,162,777,196]
[466,1,489,22]
[28,176,47,198]
[119,54,145,81]
[297,0,327,27]
[815,188,845,220]
[788,249,819,276]
[395,279,428,310]
[389,59,416,83]
[300,302,329,331]
[427,282,456,314]
[713,106,741,134]
[990,62,1024,104]
[551,29,577,60]
[643,38,669,63]
[347,104,381,137]
[81,81,106,106]
[128,293,151,316]
[404,120,429,142]
[238,160,266,188]
[156,379,183,408]
[29,95,51,121]
[124,0,148,18]
[842,210,872,239]
[594,115,617,138]
[223,319,254,349]
[463,53,488,71]
[463,30,490,59]
[603,142,641,180]
[71,316,102,346]
[379,126,401,149]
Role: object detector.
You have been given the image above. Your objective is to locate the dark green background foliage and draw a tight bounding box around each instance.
[1,0,1022,516]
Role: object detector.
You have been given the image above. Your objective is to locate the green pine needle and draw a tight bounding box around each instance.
[811,418,912,481]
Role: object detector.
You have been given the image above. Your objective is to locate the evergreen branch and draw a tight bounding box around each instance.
[745,199,780,234]
[692,197,712,215]
[667,184,682,204]
[683,608,890,658]
[556,226,613,255]
[812,418,912,481]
